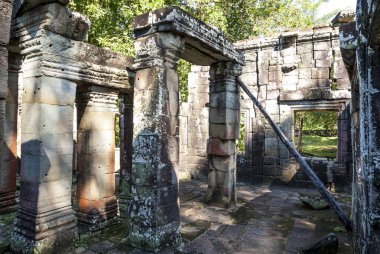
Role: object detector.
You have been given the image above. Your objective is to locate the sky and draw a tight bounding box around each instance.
[316,0,357,18]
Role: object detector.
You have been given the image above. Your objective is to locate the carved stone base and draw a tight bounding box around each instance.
[0,192,17,214]
[10,207,77,254]
[77,196,120,232]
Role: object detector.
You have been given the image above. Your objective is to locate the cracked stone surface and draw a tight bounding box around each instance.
[0,179,353,253]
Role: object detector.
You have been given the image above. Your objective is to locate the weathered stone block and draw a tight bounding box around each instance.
[297,43,313,54]
[312,68,330,79]
[263,165,281,176]
[314,50,332,60]
[207,139,236,156]
[298,68,312,79]
[282,75,298,85]
[266,89,279,100]
[283,55,301,64]
[264,156,279,165]
[265,138,278,156]
[0,47,8,99]
[269,66,281,82]
[258,69,269,85]
[313,41,330,51]
[0,0,12,45]
[315,59,332,68]
[209,123,240,140]
[209,91,240,109]
[22,104,73,135]
[22,76,76,105]
[208,155,236,172]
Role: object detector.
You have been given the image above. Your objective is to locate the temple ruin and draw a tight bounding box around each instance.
[0,0,379,253]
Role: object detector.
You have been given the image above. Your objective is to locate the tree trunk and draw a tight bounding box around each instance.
[297,115,303,153]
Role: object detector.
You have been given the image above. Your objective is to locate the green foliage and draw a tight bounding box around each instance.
[295,111,338,132]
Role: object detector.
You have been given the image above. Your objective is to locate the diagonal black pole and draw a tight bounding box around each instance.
[236,77,352,232]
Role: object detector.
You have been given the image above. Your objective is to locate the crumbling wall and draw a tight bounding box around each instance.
[183,24,354,188]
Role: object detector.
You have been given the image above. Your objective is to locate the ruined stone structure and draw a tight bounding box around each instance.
[181,23,355,190]
[1,0,380,253]
[129,7,244,251]
[0,1,134,253]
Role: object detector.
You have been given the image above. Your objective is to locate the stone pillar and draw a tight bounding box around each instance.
[206,62,241,207]
[118,93,133,218]
[76,85,119,231]
[129,33,184,252]
[0,52,21,214]
[11,74,78,253]
[0,0,15,214]
[10,3,91,252]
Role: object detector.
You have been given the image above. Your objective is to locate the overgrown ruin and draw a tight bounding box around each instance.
[0,0,379,253]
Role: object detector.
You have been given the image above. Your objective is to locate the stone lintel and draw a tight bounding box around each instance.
[18,32,133,91]
[234,26,339,50]
[133,7,244,66]
[279,88,351,102]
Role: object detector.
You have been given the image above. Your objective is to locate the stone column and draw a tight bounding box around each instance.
[118,93,133,218]
[11,74,78,253]
[0,52,21,214]
[129,32,184,252]
[0,0,15,214]
[10,3,91,253]
[206,62,241,207]
[76,85,119,231]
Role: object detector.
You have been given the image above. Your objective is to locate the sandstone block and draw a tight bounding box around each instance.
[312,68,330,79]
[209,91,240,109]
[208,155,236,172]
[22,77,76,105]
[258,69,269,85]
[265,138,278,156]
[315,59,332,68]
[209,123,240,140]
[21,103,74,135]
[298,68,312,79]
[314,50,332,60]
[263,165,281,176]
[0,0,12,45]
[313,41,331,51]
[207,139,235,156]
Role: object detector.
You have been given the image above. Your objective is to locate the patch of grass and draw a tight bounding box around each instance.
[295,135,337,158]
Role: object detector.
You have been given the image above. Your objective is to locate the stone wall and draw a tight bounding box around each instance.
[182,23,354,189]
[179,66,210,180]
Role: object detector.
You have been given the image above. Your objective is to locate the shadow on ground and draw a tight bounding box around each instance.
[0,179,352,254]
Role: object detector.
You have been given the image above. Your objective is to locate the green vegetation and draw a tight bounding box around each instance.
[295,135,337,158]
[295,111,338,158]
[236,113,246,152]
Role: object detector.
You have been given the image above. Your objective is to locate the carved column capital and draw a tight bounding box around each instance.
[76,86,119,113]
[134,33,185,70]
